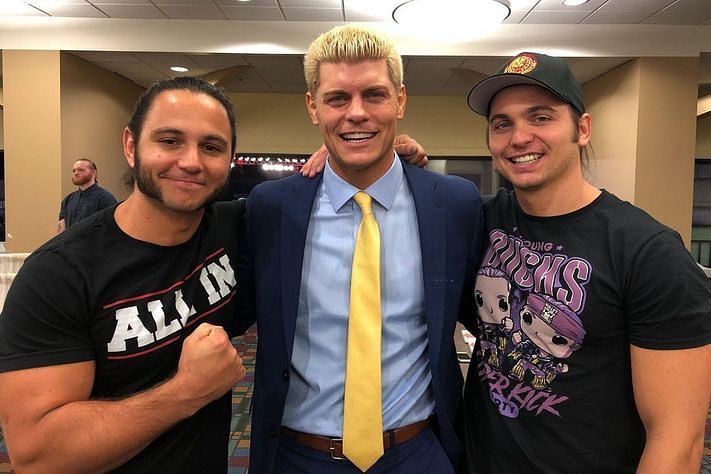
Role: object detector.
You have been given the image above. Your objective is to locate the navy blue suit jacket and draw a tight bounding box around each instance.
[237,160,484,472]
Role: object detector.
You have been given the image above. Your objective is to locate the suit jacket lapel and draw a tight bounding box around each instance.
[403,163,447,367]
[280,174,322,356]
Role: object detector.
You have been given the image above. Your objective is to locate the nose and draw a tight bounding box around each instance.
[510,123,534,147]
[345,96,367,123]
[177,145,203,173]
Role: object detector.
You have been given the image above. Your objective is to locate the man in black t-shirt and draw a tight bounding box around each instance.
[57,158,117,233]
[0,77,247,472]
[461,52,711,473]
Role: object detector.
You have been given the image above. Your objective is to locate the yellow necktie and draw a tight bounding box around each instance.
[343,191,383,472]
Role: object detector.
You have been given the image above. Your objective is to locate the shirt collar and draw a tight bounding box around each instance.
[323,153,403,212]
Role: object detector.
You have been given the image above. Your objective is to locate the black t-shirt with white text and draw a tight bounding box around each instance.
[0,200,247,473]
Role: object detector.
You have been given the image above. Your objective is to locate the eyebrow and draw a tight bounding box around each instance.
[488,105,558,123]
[364,86,391,95]
[321,90,348,98]
[527,105,557,114]
[150,127,185,137]
[150,128,228,146]
[322,84,391,96]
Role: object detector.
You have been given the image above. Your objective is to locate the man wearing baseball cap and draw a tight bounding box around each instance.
[462,52,711,473]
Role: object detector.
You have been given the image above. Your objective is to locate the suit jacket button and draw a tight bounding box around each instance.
[268,428,277,438]
[282,370,289,381]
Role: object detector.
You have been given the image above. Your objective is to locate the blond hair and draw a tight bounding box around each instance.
[303,25,403,94]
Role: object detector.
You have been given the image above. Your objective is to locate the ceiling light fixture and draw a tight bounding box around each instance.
[0,0,32,15]
[170,66,189,72]
[562,0,590,5]
[393,0,510,28]
[392,0,510,42]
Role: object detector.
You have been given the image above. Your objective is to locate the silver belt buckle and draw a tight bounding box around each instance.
[329,438,347,460]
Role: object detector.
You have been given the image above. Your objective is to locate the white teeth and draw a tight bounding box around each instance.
[341,132,376,142]
[511,154,541,164]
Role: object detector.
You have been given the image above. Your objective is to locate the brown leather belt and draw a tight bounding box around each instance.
[281,418,431,460]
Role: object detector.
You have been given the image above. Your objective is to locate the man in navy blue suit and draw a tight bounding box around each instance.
[238,25,484,473]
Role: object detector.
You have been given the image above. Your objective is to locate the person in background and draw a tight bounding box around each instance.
[57,158,118,232]
[239,25,484,473]
[0,77,247,473]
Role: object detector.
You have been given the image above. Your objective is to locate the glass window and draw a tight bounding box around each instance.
[691,160,711,266]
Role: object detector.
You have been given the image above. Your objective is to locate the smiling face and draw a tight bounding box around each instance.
[519,303,578,359]
[487,85,591,196]
[306,59,406,189]
[123,89,232,214]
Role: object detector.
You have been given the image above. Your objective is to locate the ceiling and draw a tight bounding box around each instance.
[1,0,710,97]
[6,0,711,24]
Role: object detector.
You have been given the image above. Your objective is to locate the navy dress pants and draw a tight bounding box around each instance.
[272,426,454,473]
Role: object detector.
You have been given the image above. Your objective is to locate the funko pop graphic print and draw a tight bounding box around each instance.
[475,229,591,418]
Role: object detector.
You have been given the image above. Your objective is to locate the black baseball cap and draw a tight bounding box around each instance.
[467,52,585,117]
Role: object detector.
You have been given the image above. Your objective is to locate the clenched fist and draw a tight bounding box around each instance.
[174,323,246,408]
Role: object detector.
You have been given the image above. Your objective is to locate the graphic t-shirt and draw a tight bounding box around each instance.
[0,200,247,473]
[463,189,711,473]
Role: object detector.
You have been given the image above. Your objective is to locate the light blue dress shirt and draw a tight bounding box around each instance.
[282,155,435,436]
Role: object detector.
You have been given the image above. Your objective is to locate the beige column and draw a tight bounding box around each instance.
[2,50,63,252]
[584,57,699,246]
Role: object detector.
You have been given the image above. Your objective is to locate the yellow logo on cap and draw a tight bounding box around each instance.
[505,54,537,75]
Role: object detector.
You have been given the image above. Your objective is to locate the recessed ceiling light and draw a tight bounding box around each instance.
[562,0,590,5]
[0,0,33,14]
[394,0,510,25]
[29,0,76,7]
[170,66,189,72]
[393,0,510,42]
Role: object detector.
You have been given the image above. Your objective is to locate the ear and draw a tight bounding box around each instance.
[577,113,592,147]
[397,84,407,119]
[123,127,137,168]
[305,92,319,126]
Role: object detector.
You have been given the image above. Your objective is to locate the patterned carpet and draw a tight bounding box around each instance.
[228,325,257,474]
[0,328,710,473]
